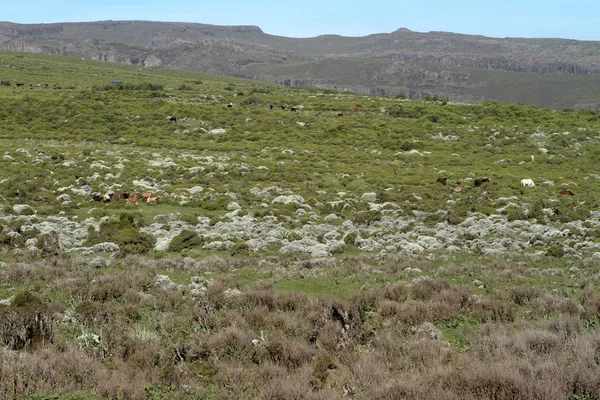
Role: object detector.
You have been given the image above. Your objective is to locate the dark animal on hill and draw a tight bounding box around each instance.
[281,105,288,110]
[436,177,448,185]
[166,115,177,122]
[92,193,111,203]
[291,107,297,112]
[336,113,344,117]
[474,178,490,187]
[227,103,233,108]
[450,186,463,193]
[15,83,24,87]
[269,104,274,110]
[559,189,574,196]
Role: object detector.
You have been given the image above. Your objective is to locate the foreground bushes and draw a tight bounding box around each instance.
[1,258,600,399]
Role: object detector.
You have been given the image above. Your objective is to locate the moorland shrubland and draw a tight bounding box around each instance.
[1,51,600,399]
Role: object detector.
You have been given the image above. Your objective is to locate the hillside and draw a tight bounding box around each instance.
[1,20,600,109]
[1,52,600,399]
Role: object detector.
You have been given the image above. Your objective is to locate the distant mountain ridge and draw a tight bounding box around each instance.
[1,20,600,109]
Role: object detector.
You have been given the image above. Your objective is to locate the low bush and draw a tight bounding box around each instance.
[168,230,203,252]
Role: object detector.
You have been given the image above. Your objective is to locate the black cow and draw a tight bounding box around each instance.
[436,177,448,185]
[474,178,490,187]
[166,115,177,122]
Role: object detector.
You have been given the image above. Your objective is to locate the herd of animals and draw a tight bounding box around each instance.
[153,104,578,209]
[436,177,575,196]
[90,175,574,208]
[92,191,165,205]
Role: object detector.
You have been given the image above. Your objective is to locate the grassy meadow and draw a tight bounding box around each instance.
[1,51,600,399]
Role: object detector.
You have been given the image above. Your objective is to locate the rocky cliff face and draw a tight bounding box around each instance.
[376,52,598,74]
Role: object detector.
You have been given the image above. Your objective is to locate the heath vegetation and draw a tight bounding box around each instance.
[1,51,600,399]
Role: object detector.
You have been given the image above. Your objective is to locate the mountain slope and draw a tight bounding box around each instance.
[1,20,600,109]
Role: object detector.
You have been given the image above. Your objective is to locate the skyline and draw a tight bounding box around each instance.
[2,1,599,41]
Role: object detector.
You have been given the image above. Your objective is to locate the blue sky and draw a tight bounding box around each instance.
[2,0,599,40]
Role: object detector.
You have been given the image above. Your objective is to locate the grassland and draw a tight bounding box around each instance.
[1,51,600,399]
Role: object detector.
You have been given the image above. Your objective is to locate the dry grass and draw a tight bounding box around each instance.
[1,255,600,399]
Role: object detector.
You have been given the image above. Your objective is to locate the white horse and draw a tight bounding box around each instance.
[521,178,535,187]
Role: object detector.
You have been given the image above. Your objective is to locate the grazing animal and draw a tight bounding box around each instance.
[474,178,490,187]
[450,186,463,193]
[336,113,344,117]
[146,195,164,204]
[559,189,574,196]
[142,192,152,201]
[269,104,274,110]
[436,177,448,185]
[92,193,102,202]
[126,194,139,204]
[280,105,287,110]
[352,108,359,112]
[166,115,177,122]
[521,178,536,188]
[227,103,233,108]
[15,83,24,87]
[291,107,297,112]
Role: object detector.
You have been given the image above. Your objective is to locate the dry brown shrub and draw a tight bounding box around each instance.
[205,279,228,310]
[509,286,540,305]
[349,352,389,389]
[546,315,582,338]
[214,360,261,398]
[316,321,343,352]
[274,291,309,312]
[258,366,315,400]
[470,296,515,323]
[435,285,473,308]
[265,333,314,369]
[412,278,449,301]
[531,295,582,317]
[383,281,409,302]
[583,294,600,319]
[522,329,561,355]
[244,289,276,311]
[267,312,311,339]
[447,359,544,400]
[406,339,454,370]
[245,307,268,330]
[377,299,402,318]
[425,300,460,321]
[349,290,379,314]
[208,326,254,362]
[258,361,288,382]
[395,299,430,327]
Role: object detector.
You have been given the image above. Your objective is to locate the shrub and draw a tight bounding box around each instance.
[353,210,382,226]
[0,291,53,350]
[168,230,203,252]
[86,213,154,255]
[546,245,565,258]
